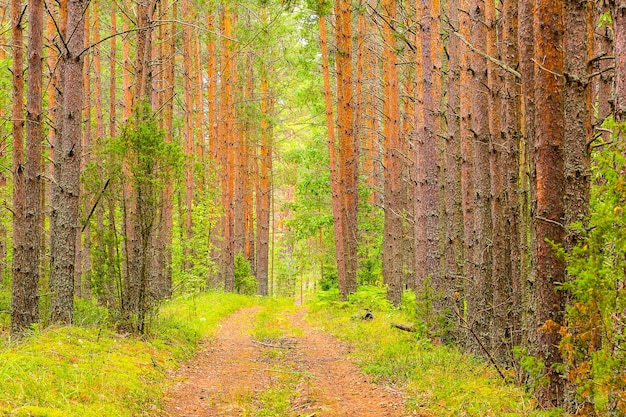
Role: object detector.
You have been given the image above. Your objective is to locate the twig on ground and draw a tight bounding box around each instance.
[251,339,295,349]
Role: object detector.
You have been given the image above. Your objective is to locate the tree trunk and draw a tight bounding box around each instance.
[319,13,347,298]
[614,1,626,120]
[459,0,476,352]
[486,0,510,362]
[533,0,566,407]
[563,0,594,411]
[257,61,273,296]
[381,0,403,306]
[335,0,358,298]
[467,0,493,355]
[50,0,86,325]
[415,0,441,295]
[11,0,36,335]
[443,0,464,340]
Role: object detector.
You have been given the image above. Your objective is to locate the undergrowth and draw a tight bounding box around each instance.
[0,292,254,417]
[307,286,561,417]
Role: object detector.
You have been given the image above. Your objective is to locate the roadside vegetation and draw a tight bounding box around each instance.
[0,293,254,416]
[308,286,560,417]
[0,287,565,417]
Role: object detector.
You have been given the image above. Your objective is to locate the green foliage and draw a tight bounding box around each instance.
[172,188,221,294]
[347,285,391,311]
[234,253,258,295]
[512,346,548,392]
[402,278,448,339]
[558,117,626,414]
[0,292,254,416]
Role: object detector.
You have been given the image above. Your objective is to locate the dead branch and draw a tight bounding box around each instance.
[392,323,417,333]
[251,339,295,349]
[453,32,521,79]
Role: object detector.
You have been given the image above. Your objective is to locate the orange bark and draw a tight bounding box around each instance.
[319,13,346,298]
[257,62,273,295]
[534,0,566,407]
[182,0,194,252]
[381,0,402,306]
[335,0,358,298]
[220,6,236,291]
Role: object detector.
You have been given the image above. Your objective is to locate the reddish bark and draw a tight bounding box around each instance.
[11,0,39,334]
[381,0,403,306]
[335,0,358,298]
[415,0,441,292]
[614,1,626,120]
[257,69,273,296]
[319,13,347,299]
[533,0,566,407]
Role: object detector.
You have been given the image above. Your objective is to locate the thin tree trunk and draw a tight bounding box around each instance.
[257,48,273,296]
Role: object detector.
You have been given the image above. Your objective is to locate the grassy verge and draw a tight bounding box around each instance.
[307,286,561,417]
[0,292,254,417]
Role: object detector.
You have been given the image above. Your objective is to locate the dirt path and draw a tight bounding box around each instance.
[161,306,412,417]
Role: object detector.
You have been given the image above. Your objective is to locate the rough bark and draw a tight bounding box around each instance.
[564,0,593,411]
[502,0,523,352]
[614,1,626,120]
[50,0,86,325]
[257,65,273,296]
[468,0,493,355]
[415,0,441,294]
[335,0,358,298]
[11,0,36,335]
[319,13,347,299]
[486,0,511,362]
[381,0,403,306]
[533,0,566,407]
[443,0,464,340]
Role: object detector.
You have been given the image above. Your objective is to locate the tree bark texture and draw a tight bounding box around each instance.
[381,0,403,306]
[50,0,86,325]
[533,0,566,407]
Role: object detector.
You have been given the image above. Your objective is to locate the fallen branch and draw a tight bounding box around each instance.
[392,323,417,333]
[251,339,295,349]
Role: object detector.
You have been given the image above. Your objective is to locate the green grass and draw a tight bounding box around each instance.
[307,287,562,417]
[253,297,301,342]
[0,291,255,417]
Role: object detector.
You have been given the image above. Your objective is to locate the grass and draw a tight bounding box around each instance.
[248,297,309,417]
[307,286,563,417]
[0,291,255,417]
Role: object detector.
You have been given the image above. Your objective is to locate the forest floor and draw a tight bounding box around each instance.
[160,306,417,417]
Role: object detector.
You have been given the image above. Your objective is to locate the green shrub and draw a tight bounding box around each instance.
[234,253,258,295]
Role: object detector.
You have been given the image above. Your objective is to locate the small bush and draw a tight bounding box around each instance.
[234,253,258,295]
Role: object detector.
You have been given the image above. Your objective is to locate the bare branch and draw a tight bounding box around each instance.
[453,31,521,79]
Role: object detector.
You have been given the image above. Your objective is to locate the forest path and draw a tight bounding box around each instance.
[160,305,414,417]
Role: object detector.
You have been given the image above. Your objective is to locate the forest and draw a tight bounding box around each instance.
[0,0,625,415]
